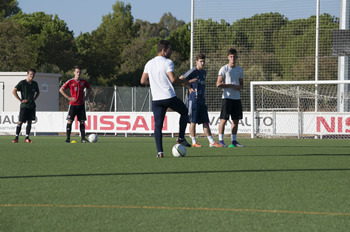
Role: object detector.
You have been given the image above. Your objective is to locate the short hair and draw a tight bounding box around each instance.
[228,48,237,55]
[196,54,206,60]
[74,65,82,71]
[157,40,171,53]
[27,68,36,74]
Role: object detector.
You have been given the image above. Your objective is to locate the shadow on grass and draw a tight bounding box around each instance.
[1,168,349,179]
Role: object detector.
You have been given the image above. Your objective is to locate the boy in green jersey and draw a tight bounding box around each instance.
[12,68,40,143]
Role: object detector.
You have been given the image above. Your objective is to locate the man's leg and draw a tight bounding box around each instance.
[229,119,245,147]
[25,120,32,140]
[218,119,228,146]
[152,100,167,155]
[169,97,190,147]
[13,122,22,143]
[66,121,72,143]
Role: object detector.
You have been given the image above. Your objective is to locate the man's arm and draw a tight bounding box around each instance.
[179,75,195,93]
[59,86,75,101]
[140,73,150,85]
[33,91,40,101]
[216,75,242,90]
[12,88,25,103]
[168,71,197,85]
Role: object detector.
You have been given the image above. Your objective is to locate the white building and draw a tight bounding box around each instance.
[0,72,61,112]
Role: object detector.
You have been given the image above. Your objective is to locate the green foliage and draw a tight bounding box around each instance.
[0,19,37,71]
[158,12,185,38]
[10,11,76,72]
[76,1,135,85]
[0,0,20,18]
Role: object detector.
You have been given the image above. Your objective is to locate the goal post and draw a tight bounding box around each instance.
[250,80,350,139]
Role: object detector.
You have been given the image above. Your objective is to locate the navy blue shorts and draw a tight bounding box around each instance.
[187,99,209,124]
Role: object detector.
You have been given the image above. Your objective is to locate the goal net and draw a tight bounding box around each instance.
[250,80,350,139]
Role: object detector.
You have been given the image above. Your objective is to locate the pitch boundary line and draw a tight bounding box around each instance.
[1,204,349,216]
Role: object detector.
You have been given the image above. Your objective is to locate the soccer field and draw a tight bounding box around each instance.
[1,136,349,231]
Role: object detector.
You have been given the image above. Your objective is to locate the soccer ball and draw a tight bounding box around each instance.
[172,144,187,157]
[88,134,98,143]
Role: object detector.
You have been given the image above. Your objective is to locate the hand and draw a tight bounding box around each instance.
[189,88,196,94]
[21,99,28,103]
[189,78,198,83]
[68,97,76,101]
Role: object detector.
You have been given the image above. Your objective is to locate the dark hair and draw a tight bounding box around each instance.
[74,65,82,71]
[228,48,237,55]
[196,54,206,60]
[157,40,171,53]
[27,68,36,74]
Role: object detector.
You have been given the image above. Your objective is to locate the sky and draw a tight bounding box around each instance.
[18,0,191,36]
[18,0,340,37]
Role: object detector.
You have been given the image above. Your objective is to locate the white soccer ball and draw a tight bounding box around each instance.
[88,134,98,143]
[172,144,187,157]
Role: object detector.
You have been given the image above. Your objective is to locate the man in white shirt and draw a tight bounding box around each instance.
[140,40,193,157]
[216,48,245,148]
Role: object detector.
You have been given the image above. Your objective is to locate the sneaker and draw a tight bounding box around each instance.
[81,138,90,143]
[218,140,228,147]
[157,152,164,158]
[177,138,191,147]
[12,139,18,143]
[210,141,223,147]
[65,139,70,143]
[24,139,33,143]
[192,142,203,147]
[231,141,245,147]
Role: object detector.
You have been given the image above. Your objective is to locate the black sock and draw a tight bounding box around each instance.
[66,123,72,139]
[26,124,31,139]
[15,124,22,139]
[80,123,86,139]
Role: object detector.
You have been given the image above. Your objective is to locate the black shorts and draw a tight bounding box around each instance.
[19,107,36,123]
[220,99,243,120]
[66,104,87,122]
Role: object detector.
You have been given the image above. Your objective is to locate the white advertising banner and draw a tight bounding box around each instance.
[1,111,350,135]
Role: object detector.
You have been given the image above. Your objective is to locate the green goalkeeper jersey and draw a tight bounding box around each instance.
[15,80,39,109]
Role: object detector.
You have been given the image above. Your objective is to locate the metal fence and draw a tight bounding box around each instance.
[59,86,188,112]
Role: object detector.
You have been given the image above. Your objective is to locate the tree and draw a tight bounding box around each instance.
[0,19,37,71]
[10,11,77,72]
[0,0,20,18]
[76,1,136,85]
[158,12,185,38]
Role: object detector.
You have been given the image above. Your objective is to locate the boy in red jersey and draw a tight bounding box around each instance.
[59,65,91,143]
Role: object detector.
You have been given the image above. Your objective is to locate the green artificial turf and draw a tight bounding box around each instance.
[0,136,349,231]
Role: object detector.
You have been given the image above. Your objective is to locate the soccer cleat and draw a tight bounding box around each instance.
[81,138,90,143]
[25,139,33,143]
[218,140,228,147]
[65,139,70,143]
[177,138,191,147]
[12,139,18,143]
[156,152,164,158]
[192,142,203,147]
[209,141,223,147]
[231,141,245,147]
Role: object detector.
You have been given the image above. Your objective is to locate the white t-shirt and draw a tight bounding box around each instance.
[144,56,176,101]
[218,64,244,100]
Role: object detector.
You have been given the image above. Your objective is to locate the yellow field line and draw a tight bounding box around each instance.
[1,204,349,216]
